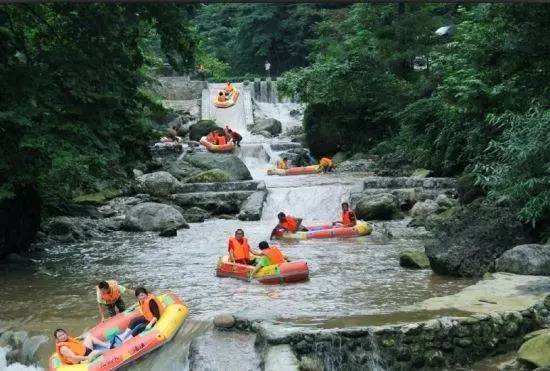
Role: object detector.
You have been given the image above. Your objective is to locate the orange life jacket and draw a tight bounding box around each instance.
[139,294,165,322]
[216,134,227,145]
[97,280,121,304]
[217,94,227,102]
[276,160,288,170]
[264,247,285,265]
[342,210,356,227]
[56,337,86,365]
[320,157,332,168]
[228,237,251,261]
[281,216,299,232]
[225,84,234,93]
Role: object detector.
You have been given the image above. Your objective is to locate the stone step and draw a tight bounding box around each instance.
[363,176,457,190]
[270,142,303,151]
[171,191,255,214]
[175,180,265,194]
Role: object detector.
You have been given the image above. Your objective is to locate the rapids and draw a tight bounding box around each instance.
[0,90,476,370]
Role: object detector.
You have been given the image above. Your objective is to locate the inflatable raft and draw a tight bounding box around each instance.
[267,165,321,176]
[49,292,188,371]
[199,136,235,153]
[274,220,373,241]
[216,256,309,284]
[213,90,239,108]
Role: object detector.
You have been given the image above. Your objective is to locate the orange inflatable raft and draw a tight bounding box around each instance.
[267,165,321,176]
[216,256,309,284]
[273,220,373,240]
[213,90,240,108]
[48,292,188,371]
[200,136,235,153]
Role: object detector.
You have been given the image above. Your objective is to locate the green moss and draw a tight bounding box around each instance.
[73,189,122,206]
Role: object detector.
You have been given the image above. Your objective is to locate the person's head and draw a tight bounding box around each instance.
[234,228,245,241]
[219,91,224,96]
[54,328,68,342]
[135,287,149,302]
[258,241,269,250]
[172,125,177,130]
[277,212,286,222]
[342,202,349,211]
[98,281,111,294]
[282,157,288,162]
[226,82,231,85]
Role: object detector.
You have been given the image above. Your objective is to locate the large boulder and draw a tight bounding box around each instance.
[425,204,534,277]
[189,120,222,141]
[517,331,550,368]
[183,152,252,181]
[163,159,203,181]
[238,191,267,221]
[352,193,399,220]
[135,171,181,197]
[123,202,187,231]
[250,118,282,136]
[495,244,550,276]
[185,169,231,184]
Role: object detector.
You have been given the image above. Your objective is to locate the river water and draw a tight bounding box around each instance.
[0,99,477,369]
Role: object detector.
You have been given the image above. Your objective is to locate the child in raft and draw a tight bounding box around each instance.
[332,202,357,227]
[248,241,289,280]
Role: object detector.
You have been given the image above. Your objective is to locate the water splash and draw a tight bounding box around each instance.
[0,347,42,371]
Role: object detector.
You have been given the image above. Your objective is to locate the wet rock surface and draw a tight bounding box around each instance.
[496,244,550,276]
[425,204,534,277]
[238,191,267,221]
[352,192,400,220]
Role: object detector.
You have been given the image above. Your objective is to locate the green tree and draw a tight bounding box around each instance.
[0,4,196,210]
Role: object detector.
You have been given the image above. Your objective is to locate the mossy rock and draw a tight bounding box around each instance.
[518,332,550,368]
[73,189,121,206]
[399,250,431,269]
[185,169,231,183]
[523,329,550,343]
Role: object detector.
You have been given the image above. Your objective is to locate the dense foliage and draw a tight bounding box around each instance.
[0,4,196,210]
[195,4,323,76]
[279,3,550,225]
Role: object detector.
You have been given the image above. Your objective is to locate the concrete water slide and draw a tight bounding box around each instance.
[201,83,254,134]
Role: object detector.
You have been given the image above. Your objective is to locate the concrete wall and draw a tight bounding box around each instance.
[234,296,550,370]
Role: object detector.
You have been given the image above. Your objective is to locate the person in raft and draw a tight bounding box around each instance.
[270,212,308,239]
[319,157,334,173]
[228,228,261,265]
[225,126,242,147]
[54,328,110,365]
[217,91,227,103]
[215,129,228,145]
[128,287,164,337]
[248,241,289,280]
[224,82,235,96]
[276,157,289,170]
[333,202,357,227]
[97,280,127,322]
